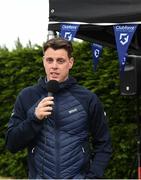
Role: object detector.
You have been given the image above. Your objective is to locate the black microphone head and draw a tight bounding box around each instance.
[46,80,60,94]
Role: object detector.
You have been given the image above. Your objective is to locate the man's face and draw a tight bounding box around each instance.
[43,47,74,82]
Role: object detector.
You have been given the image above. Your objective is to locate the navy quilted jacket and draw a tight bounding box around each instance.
[6,77,112,179]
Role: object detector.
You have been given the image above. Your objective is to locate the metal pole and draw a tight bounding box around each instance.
[137,95,141,179]
[47,30,56,40]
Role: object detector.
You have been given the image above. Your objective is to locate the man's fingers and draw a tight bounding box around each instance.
[38,97,54,108]
[41,106,53,112]
[35,103,53,119]
[35,97,55,120]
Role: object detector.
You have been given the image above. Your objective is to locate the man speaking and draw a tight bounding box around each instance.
[6,37,112,179]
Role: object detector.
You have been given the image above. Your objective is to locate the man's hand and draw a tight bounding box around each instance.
[35,97,54,120]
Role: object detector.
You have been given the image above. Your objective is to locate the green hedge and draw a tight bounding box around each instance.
[0,41,140,178]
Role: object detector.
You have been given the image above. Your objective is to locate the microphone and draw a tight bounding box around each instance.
[46,80,60,96]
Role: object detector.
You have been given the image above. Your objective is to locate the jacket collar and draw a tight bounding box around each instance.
[38,76,77,93]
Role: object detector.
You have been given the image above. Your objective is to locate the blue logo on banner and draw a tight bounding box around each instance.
[60,24,79,41]
[114,24,138,71]
[92,43,103,71]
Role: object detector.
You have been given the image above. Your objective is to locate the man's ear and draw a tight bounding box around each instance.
[42,56,45,67]
[69,57,74,69]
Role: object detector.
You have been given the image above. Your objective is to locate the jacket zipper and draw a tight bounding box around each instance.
[41,119,47,178]
[54,95,60,179]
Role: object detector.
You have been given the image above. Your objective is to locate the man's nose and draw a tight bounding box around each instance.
[52,60,58,68]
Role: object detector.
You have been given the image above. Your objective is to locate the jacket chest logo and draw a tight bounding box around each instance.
[68,108,78,114]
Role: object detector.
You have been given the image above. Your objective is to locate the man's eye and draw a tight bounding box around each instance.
[57,59,65,64]
[46,58,53,63]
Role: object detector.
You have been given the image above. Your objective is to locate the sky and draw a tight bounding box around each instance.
[0,0,49,50]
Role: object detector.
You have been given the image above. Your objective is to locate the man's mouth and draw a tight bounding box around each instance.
[50,72,59,78]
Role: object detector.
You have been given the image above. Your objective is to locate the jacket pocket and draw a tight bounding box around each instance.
[80,142,91,174]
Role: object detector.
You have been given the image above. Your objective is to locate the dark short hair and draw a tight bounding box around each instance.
[43,37,73,58]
